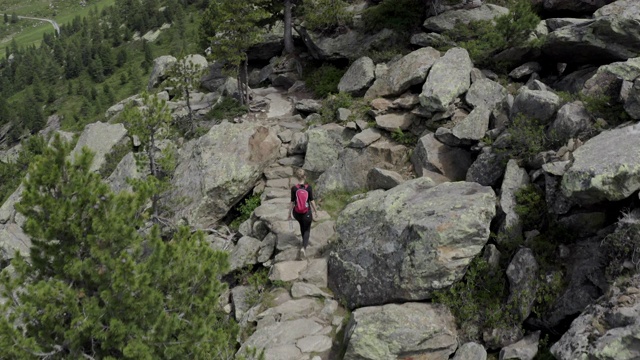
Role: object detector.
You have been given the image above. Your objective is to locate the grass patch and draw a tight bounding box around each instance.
[205,96,248,123]
[303,64,346,98]
[319,189,364,218]
[229,193,262,231]
[0,0,116,57]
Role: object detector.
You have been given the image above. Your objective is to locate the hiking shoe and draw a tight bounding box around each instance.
[300,248,306,259]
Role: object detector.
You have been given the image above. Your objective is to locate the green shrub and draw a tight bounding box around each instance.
[230,192,262,230]
[319,92,354,123]
[444,0,540,69]
[206,96,248,122]
[391,128,417,146]
[432,257,519,341]
[506,114,547,163]
[602,210,640,279]
[579,93,630,127]
[99,141,132,178]
[320,189,364,218]
[514,184,547,231]
[362,0,426,33]
[302,0,351,32]
[0,135,47,204]
[304,64,346,98]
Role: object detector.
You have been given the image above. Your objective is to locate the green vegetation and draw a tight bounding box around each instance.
[230,193,262,230]
[505,114,548,163]
[0,135,239,359]
[98,140,131,178]
[303,64,346,98]
[124,93,177,219]
[580,93,630,126]
[602,209,640,279]
[319,189,364,218]
[199,0,269,104]
[0,135,47,204]
[391,128,417,146]
[301,0,350,32]
[362,0,426,33]
[206,97,249,123]
[444,0,540,69]
[433,257,520,340]
[515,185,547,231]
[318,92,354,123]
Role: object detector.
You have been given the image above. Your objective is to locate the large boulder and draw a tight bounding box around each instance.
[71,122,128,173]
[582,57,640,99]
[303,124,350,174]
[420,48,473,112]
[510,88,561,124]
[551,274,640,360]
[170,122,281,227]
[338,56,376,96]
[466,151,508,187]
[542,0,614,14]
[308,28,398,61]
[506,248,538,322]
[625,78,640,119]
[548,101,593,143]
[542,0,640,63]
[562,124,640,204]
[343,303,458,360]
[500,160,530,234]
[423,4,510,32]
[411,133,473,181]
[329,179,496,308]
[466,78,509,111]
[316,139,409,196]
[436,106,491,146]
[247,22,285,61]
[364,47,441,100]
[147,55,177,90]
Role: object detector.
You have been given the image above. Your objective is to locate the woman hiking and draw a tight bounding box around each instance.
[288,168,318,259]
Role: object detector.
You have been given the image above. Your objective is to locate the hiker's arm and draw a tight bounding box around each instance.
[288,201,294,219]
[311,200,318,214]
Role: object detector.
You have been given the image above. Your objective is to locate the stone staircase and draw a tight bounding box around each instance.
[233,91,346,360]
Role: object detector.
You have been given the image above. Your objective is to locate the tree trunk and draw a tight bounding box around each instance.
[243,59,249,104]
[284,0,294,54]
[237,72,244,106]
[185,86,193,134]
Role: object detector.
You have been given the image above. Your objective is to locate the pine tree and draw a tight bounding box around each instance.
[0,136,239,359]
[165,55,207,135]
[124,93,175,220]
[3,13,8,24]
[200,0,270,105]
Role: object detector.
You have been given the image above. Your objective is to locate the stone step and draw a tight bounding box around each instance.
[264,165,294,180]
[261,187,290,201]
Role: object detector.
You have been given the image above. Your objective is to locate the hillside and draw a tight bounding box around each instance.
[1,0,640,359]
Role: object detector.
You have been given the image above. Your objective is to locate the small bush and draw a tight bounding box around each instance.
[579,93,630,126]
[99,141,131,178]
[319,92,354,123]
[362,0,426,33]
[432,257,520,341]
[206,96,248,122]
[302,0,350,32]
[230,193,262,230]
[444,0,540,69]
[391,128,417,146]
[514,184,547,231]
[506,114,547,163]
[320,189,364,218]
[602,209,640,279]
[304,64,346,98]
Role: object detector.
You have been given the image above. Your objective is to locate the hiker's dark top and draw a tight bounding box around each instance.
[291,183,314,203]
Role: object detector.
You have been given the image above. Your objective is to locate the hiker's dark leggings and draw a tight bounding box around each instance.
[293,211,312,249]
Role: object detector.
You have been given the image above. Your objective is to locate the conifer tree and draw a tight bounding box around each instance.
[3,13,8,24]
[124,93,175,220]
[165,55,207,135]
[0,136,238,359]
[200,0,270,105]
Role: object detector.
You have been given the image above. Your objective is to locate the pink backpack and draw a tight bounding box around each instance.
[294,184,310,214]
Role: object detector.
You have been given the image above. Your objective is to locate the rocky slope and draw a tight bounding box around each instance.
[3,0,640,359]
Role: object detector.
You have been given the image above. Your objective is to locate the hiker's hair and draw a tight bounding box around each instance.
[295,168,306,182]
